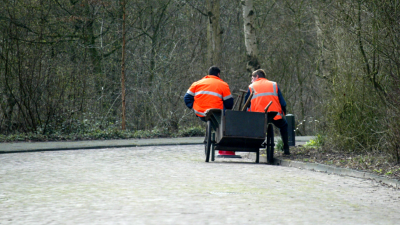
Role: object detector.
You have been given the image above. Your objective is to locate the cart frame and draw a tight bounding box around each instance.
[204,105,277,164]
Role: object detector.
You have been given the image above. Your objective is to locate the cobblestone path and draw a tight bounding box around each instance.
[1,145,399,224]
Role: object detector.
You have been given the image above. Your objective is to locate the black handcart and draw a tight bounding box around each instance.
[203,101,277,164]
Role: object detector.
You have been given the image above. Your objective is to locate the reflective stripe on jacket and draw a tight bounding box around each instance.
[249,78,283,120]
[186,75,232,117]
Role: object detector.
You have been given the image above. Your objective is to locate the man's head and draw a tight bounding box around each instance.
[251,69,266,82]
[208,66,221,77]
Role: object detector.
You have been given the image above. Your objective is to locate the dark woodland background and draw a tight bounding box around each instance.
[1,0,399,162]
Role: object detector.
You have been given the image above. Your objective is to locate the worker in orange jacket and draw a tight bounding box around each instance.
[184,66,234,119]
[184,66,236,157]
[245,69,290,155]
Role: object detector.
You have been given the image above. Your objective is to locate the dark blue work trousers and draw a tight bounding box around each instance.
[271,118,288,144]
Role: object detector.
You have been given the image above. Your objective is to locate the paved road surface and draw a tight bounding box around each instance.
[1,145,399,224]
[0,136,314,153]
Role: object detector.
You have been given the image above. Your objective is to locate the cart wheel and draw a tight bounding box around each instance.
[211,133,216,161]
[204,141,207,156]
[255,150,259,163]
[205,121,212,162]
[266,124,274,164]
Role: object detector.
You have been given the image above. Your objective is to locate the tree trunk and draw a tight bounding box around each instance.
[121,0,126,130]
[314,11,329,80]
[206,0,222,66]
[241,0,260,73]
[206,0,212,66]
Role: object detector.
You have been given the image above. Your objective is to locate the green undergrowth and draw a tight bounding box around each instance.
[0,126,204,142]
[277,134,400,181]
[303,134,325,148]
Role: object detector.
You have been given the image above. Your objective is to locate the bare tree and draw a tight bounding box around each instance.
[206,0,222,66]
[121,0,127,130]
[241,0,260,73]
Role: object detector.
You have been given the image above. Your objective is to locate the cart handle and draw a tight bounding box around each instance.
[264,101,273,113]
[204,108,222,122]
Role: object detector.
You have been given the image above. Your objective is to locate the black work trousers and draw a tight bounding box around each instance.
[271,118,289,148]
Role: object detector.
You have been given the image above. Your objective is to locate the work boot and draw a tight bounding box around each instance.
[282,131,290,155]
[283,147,290,155]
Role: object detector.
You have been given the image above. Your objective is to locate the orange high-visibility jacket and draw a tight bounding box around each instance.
[186,75,232,117]
[249,78,284,120]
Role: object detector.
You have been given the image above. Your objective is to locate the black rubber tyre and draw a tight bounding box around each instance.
[205,121,212,162]
[266,124,274,164]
